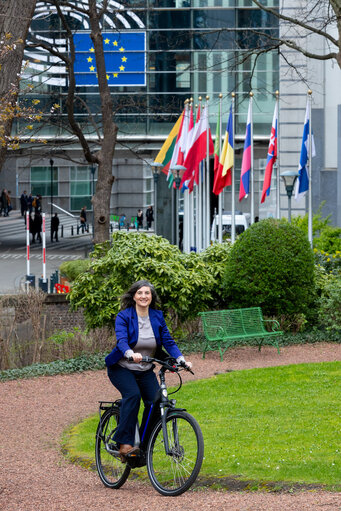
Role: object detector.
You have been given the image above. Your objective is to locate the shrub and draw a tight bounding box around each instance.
[69,231,220,329]
[313,226,341,253]
[314,248,341,276]
[317,273,341,334]
[291,203,341,253]
[222,218,315,318]
[59,259,91,282]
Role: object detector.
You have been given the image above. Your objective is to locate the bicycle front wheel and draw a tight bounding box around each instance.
[95,407,131,489]
[146,411,204,496]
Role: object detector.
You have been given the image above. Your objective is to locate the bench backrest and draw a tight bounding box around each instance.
[200,307,264,339]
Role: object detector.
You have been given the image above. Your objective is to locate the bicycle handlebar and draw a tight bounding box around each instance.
[127,355,194,374]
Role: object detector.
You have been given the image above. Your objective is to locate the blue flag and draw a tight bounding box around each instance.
[73,32,146,87]
[295,101,316,199]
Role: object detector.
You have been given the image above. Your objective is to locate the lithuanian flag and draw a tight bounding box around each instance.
[153,113,183,175]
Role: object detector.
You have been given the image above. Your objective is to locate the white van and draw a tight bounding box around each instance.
[211,212,251,242]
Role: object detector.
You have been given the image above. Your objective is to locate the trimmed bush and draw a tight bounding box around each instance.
[69,231,222,329]
[222,218,315,317]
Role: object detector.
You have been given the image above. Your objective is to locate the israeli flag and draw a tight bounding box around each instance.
[295,102,316,200]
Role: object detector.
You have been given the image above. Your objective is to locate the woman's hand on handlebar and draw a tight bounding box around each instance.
[130,352,143,363]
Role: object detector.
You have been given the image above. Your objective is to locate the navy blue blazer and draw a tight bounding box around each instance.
[105,306,182,368]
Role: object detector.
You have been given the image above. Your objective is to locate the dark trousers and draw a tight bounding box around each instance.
[107,365,159,446]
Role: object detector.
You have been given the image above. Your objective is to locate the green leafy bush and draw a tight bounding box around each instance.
[291,203,341,252]
[59,259,90,282]
[313,226,341,253]
[314,248,341,276]
[317,273,341,333]
[222,219,315,317]
[69,231,223,329]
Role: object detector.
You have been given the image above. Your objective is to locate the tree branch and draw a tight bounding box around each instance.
[251,0,339,47]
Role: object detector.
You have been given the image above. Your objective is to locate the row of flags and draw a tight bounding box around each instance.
[154,96,314,204]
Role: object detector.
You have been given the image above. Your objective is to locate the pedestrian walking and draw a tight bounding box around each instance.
[20,191,28,217]
[27,193,33,214]
[146,205,154,229]
[51,213,59,242]
[0,189,9,216]
[137,209,143,229]
[80,206,87,233]
[31,211,42,243]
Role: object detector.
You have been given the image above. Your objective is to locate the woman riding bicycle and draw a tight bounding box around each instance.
[105,280,192,462]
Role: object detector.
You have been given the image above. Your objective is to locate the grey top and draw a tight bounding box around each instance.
[118,315,157,371]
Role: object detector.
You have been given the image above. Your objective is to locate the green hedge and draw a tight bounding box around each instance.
[222,219,315,318]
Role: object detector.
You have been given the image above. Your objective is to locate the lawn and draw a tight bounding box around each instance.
[63,361,341,489]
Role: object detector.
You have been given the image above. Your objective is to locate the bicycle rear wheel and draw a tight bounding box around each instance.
[146,411,204,496]
[95,407,131,489]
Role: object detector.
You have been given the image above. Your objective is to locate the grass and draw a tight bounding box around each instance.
[63,361,341,490]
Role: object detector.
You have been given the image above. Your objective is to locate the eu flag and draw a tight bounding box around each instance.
[74,32,146,87]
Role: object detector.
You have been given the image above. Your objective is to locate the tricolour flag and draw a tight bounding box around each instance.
[239,100,252,202]
[180,106,214,189]
[168,109,186,186]
[261,101,278,203]
[213,104,233,196]
[74,32,146,87]
[294,101,316,200]
[153,113,183,175]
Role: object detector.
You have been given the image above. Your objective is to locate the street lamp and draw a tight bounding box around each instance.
[151,162,163,235]
[50,158,54,218]
[171,164,186,247]
[91,163,96,237]
[280,170,299,223]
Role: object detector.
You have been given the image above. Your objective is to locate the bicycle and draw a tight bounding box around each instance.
[95,356,204,496]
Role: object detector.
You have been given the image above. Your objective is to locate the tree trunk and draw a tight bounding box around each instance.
[88,0,117,244]
[0,0,37,170]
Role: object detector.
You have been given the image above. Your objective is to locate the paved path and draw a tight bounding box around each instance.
[1,346,341,511]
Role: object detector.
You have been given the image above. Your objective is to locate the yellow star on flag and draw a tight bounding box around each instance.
[89,65,95,71]
[87,56,93,63]
[122,56,127,62]
[119,47,124,52]
[106,74,110,80]
[113,73,118,78]
[113,40,118,46]
[119,65,125,71]
[89,47,95,53]
[104,38,110,44]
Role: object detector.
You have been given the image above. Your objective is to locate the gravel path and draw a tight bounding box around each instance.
[1,343,341,511]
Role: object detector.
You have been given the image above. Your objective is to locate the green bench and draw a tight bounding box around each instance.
[199,307,282,361]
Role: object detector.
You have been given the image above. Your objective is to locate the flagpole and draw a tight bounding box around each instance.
[218,93,223,243]
[206,95,211,249]
[197,98,202,252]
[275,90,280,219]
[250,91,254,225]
[183,100,190,253]
[231,92,236,243]
[308,89,313,247]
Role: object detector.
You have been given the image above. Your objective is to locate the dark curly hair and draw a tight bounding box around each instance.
[120,280,160,310]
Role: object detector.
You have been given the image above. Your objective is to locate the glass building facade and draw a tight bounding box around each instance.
[4,0,279,220]
[21,0,279,139]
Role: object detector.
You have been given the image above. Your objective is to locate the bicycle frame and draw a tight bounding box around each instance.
[98,360,188,464]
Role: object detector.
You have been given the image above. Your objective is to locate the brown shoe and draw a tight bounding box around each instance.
[119,444,140,462]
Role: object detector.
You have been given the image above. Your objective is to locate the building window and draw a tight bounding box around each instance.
[70,166,96,212]
[31,166,58,198]
[143,164,153,207]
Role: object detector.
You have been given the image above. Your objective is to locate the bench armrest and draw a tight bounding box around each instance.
[263,319,281,332]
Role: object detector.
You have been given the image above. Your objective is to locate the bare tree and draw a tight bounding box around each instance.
[0,0,37,170]
[251,0,341,69]
[27,0,116,243]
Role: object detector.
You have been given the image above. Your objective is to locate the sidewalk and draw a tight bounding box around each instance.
[0,210,92,294]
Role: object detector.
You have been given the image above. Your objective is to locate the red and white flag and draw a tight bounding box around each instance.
[181,106,214,188]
